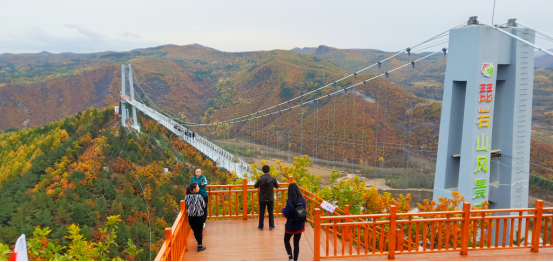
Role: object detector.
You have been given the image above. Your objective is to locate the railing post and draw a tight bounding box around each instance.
[388,205,397,259]
[396,228,402,252]
[314,208,321,261]
[531,200,544,252]
[289,176,294,184]
[344,205,350,241]
[460,202,471,255]
[242,178,248,220]
[181,199,189,252]
[165,228,172,260]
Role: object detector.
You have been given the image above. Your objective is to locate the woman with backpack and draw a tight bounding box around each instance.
[281,183,307,261]
[185,182,207,252]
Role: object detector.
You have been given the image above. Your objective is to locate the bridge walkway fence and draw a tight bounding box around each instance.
[125,99,252,177]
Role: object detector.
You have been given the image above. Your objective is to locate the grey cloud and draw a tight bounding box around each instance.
[64,24,103,38]
[119,31,141,39]
[0,26,161,53]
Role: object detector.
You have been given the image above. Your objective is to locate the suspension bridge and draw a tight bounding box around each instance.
[116,17,553,260]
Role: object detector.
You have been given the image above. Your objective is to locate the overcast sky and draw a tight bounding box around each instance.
[1,0,552,54]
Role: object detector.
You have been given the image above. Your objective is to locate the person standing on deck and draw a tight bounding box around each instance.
[281,183,306,261]
[192,131,196,140]
[190,167,208,228]
[254,165,279,231]
[185,182,207,252]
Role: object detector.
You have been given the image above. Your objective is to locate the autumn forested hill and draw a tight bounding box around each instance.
[0,106,234,260]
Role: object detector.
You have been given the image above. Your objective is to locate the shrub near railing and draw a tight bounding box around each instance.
[312,199,553,260]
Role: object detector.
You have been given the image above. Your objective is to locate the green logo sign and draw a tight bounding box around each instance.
[481,63,494,77]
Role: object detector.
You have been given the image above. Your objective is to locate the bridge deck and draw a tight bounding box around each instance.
[181,218,553,261]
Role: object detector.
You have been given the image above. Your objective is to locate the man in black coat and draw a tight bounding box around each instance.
[254,165,279,230]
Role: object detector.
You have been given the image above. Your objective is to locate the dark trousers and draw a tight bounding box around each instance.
[284,233,302,261]
[188,216,204,246]
[258,200,274,229]
[203,196,209,222]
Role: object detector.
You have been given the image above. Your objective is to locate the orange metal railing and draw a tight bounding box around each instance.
[312,200,553,260]
[154,200,191,261]
[155,178,552,261]
[205,177,294,220]
[155,177,296,260]
[155,176,405,261]
[203,177,347,222]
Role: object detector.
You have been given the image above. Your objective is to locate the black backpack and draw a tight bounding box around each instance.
[292,201,307,224]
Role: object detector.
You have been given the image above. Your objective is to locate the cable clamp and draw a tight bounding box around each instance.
[406,48,411,56]
[354,72,357,78]
[442,48,447,56]
[385,72,389,78]
[411,61,416,68]
[378,61,382,69]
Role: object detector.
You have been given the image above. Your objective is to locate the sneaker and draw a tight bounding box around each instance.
[258,227,264,231]
[269,226,275,231]
[288,254,294,261]
[203,223,205,228]
[198,246,206,252]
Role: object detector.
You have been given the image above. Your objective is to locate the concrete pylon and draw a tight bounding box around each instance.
[127,65,140,131]
[433,17,534,245]
[120,64,140,131]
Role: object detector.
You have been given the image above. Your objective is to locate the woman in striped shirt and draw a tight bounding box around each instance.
[185,182,207,252]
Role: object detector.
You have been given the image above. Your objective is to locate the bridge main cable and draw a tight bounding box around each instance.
[192,50,444,126]
[175,23,465,126]
[481,21,553,58]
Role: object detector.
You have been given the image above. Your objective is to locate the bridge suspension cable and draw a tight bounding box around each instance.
[126,29,456,131]
[516,21,553,44]
[189,50,444,126]
[481,21,553,58]
[145,23,464,127]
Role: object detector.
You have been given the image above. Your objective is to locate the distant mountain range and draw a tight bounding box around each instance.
[1,43,552,137]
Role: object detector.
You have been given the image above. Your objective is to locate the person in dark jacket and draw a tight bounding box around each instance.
[185,182,207,252]
[282,183,306,261]
[254,165,279,230]
[192,132,196,139]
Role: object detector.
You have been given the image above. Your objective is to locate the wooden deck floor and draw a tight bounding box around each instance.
[182,218,553,261]
[182,217,314,261]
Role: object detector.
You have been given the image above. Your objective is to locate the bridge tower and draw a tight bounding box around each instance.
[433,17,535,242]
[120,64,140,130]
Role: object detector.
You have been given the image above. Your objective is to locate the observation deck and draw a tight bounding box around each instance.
[155,178,553,261]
